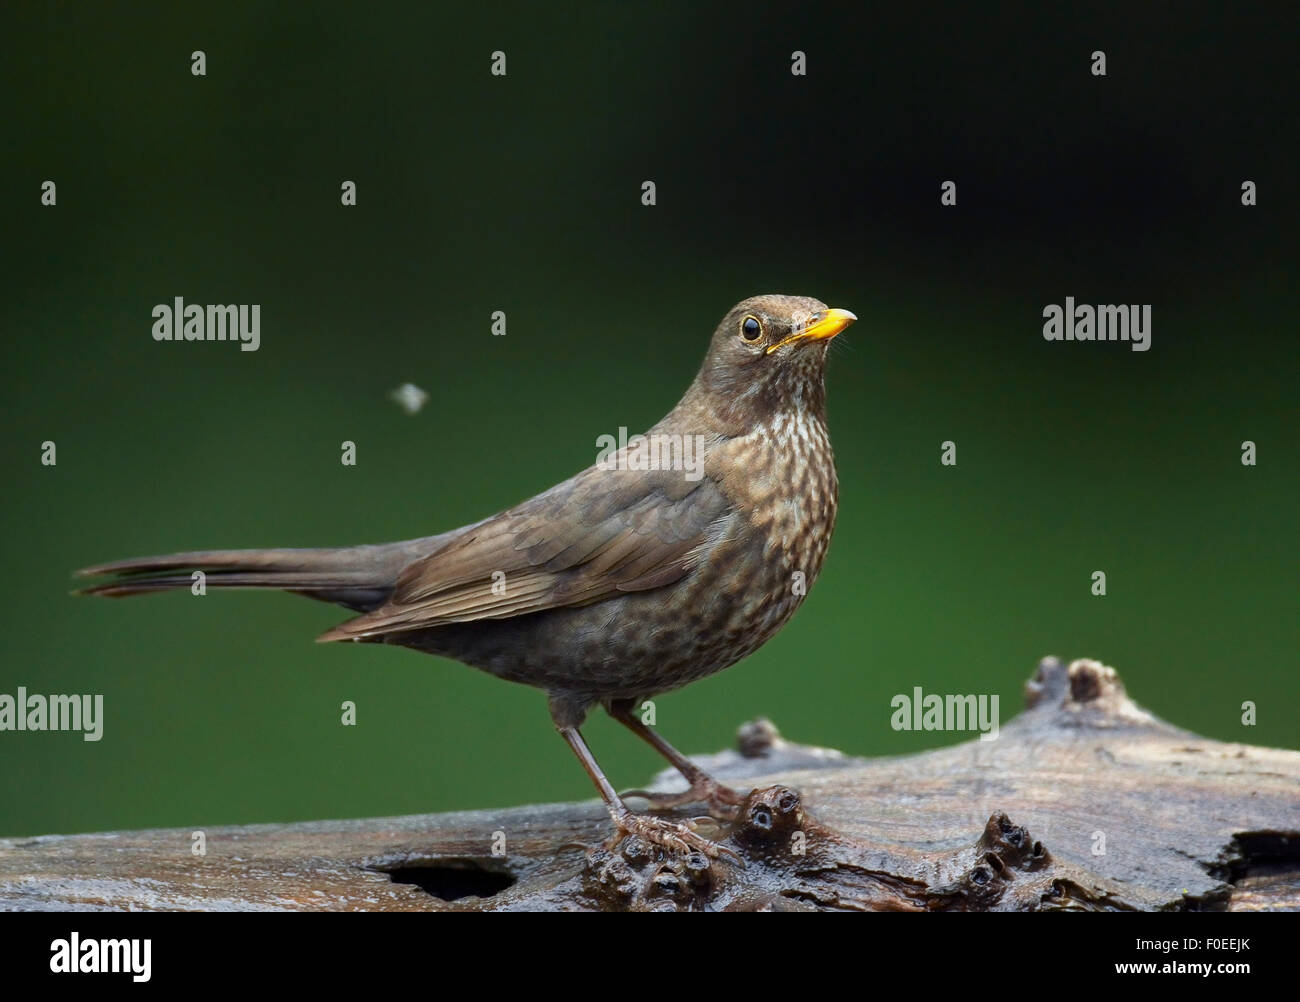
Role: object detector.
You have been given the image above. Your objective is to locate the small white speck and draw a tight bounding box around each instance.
[390,383,429,415]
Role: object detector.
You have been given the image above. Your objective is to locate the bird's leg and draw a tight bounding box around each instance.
[606,698,747,819]
[557,724,737,862]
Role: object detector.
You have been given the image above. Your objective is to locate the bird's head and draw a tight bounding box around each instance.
[687,294,855,430]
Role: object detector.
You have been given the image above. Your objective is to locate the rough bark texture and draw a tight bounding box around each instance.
[2,657,1297,911]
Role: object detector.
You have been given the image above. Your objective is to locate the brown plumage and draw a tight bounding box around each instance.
[78,294,854,859]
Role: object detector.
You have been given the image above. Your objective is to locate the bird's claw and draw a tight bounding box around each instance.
[620,778,747,820]
[608,808,742,865]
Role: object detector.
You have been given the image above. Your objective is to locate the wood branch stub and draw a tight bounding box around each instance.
[1,657,1296,911]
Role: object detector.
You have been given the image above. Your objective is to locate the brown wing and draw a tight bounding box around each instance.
[317,463,734,642]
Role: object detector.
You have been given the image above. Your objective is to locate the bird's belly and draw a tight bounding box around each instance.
[405,521,828,706]
[573,538,805,694]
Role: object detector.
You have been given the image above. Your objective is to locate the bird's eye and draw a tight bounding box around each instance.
[741,316,762,341]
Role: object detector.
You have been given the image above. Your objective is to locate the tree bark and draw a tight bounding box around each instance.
[1,657,1296,911]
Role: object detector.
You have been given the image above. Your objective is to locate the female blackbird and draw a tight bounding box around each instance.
[79,294,855,859]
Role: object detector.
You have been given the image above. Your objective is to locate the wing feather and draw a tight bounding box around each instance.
[317,464,732,642]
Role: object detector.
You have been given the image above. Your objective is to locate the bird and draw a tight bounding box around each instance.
[77,294,854,859]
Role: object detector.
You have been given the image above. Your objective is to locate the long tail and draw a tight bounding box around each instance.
[75,538,436,613]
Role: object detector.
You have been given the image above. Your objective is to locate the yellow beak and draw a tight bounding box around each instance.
[765,308,857,354]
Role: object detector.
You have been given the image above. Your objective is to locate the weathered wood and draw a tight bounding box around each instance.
[1,657,1296,911]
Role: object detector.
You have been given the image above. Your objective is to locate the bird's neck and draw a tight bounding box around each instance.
[667,369,829,441]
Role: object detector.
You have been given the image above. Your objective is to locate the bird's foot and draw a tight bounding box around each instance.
[621,777,747,820]
[607,807,741,864]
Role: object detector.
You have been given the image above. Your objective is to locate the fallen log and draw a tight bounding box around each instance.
[1,657,1296,911]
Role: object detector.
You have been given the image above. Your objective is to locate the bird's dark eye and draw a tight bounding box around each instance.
[741,316,762,341]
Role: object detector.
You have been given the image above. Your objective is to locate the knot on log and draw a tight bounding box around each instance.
[1023,656,1164,731]
[732,786,806,858]
[736,717,781,758]
[924,813,1052,911]
[584,836,716,911]
[978,812,1050,873]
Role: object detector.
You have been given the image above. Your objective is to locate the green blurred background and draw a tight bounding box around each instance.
[2,2,1295,837]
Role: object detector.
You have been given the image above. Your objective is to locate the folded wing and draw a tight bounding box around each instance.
[317,464,733,642]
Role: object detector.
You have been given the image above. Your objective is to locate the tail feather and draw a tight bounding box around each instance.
[75,540,438,613]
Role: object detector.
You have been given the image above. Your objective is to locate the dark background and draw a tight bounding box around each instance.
[2,1,1295,837]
